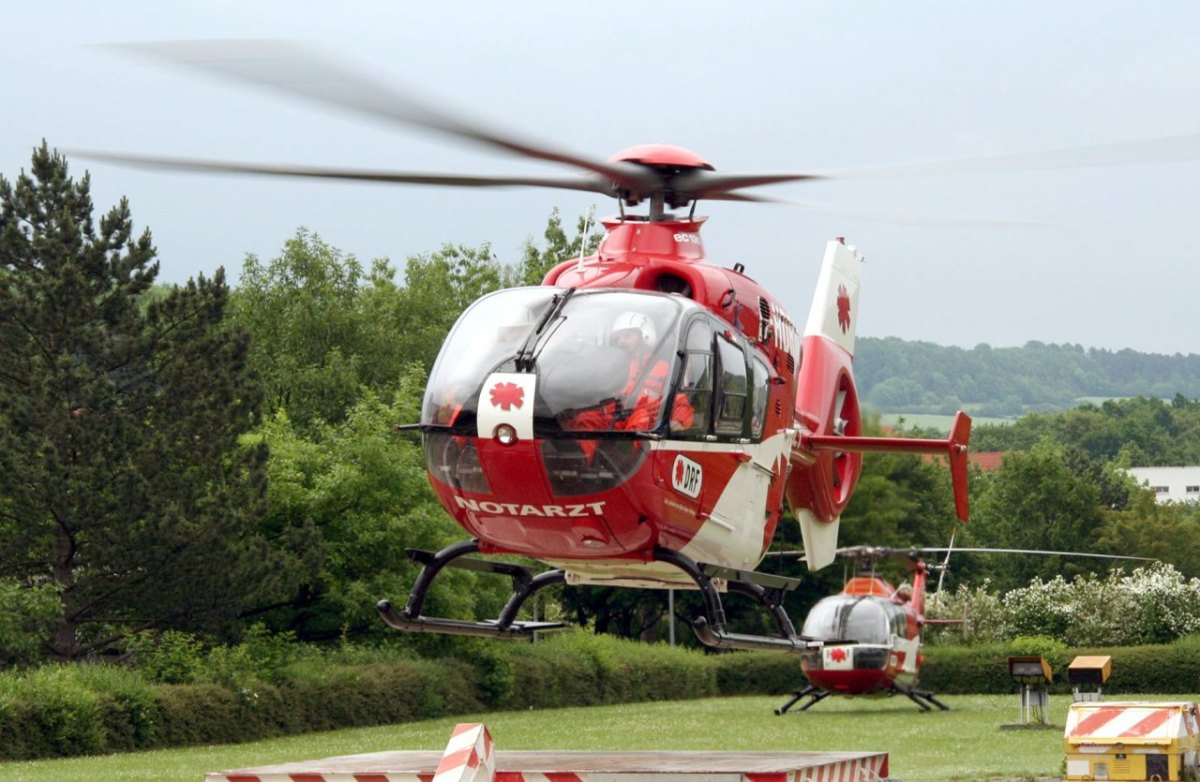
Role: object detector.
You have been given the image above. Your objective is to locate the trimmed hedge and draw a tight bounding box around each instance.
[3,634,1200,760]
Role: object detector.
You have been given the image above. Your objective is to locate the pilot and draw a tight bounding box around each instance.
[895,583,913,603]
[610,312,694,432]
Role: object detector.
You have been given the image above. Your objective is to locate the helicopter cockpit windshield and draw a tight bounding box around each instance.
[801,595,904,645]
[422,287,688,435]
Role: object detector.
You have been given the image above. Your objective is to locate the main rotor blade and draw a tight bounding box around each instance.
[111,39,659,195]
[820,133,1200,180]
[70,150,618,195]
[671,170,825,199]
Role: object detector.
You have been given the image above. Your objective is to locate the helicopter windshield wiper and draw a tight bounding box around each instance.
[514,288,575,372]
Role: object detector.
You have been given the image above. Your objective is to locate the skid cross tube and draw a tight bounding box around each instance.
[775,685,833,714]
[653,547,817,654]
[377,539,567,639]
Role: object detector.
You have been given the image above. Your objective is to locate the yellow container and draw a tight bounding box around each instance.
[1064,701,1200,781]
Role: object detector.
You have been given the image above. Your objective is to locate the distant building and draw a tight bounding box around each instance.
[1125,466,1200,504]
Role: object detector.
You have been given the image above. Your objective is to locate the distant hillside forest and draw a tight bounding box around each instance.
[856,337,1200,417]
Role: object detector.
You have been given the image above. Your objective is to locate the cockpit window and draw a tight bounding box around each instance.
[801,596,894,644]
[715,335,748,436]
[422,288,689,435]
[675,321,715,436]
[751,356,771,439]
[422,287,557,426]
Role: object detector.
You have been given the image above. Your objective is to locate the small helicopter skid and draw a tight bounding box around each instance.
[774,681,949,714]
[377,539,823,654]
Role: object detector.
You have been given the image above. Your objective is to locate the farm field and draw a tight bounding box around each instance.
[880,412,1015,431]
[2,692,1172,782]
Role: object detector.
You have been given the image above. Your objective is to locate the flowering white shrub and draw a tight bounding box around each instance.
[960,561,1200,647]
[925,579,1011,645]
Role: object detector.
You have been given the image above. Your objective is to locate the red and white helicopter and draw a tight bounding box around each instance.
[83,41,986,653]
[774,545,1156,711]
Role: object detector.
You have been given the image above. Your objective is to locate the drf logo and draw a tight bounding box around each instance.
[671,455,703,499]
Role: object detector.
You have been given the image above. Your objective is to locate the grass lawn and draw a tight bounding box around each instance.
[5,692,1186,782]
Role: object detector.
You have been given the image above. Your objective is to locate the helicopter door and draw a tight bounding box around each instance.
[674,320,716,437]
[682,332,772,569]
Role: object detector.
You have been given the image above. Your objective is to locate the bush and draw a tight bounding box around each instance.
[712,651,803,696]
[0,666,106,758]
[926,563,1200,648]
[8,631,1200,761]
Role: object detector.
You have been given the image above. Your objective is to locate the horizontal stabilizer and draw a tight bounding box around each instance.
[803,410,972,521]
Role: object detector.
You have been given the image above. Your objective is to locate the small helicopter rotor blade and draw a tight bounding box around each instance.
[70,150,618,195]
[110,39,659,195]
[913,546,1156,562]
[818,133,1200,181]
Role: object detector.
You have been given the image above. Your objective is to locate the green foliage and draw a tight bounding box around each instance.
[231,230,377,431]
[449,639,516,708]
[0,145,291,659]
[712,651,803,695]
[964,440,1106,591]
[7,632,1200,761]
[128,630,206,685]
[931,563,1200,648]
[1007,635,1067,664]
[857,336,1200,418]
[925,580,1008,645]
[509,631,716,708]
[1097,490,1200,577]
[0,578,60,666]
[0,666,109,757]
[973,395,1200,466]
[251,383,509,644]
[516,207,602,285]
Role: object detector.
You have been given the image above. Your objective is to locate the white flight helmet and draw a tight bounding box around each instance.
[611,311,656,347]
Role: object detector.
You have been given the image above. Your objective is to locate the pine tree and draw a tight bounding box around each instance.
[0,144,294,658]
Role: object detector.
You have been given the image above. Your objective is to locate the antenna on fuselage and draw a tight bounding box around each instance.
[576,204,596,270]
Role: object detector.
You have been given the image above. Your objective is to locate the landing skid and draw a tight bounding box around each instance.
[774,682,950,713]
[378,539,821,654]
[895,683,950,712]
[774,685,833,714]
[377,540,568,639]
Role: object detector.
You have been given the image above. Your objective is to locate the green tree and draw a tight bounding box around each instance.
[517,207,603,285]
[251,367,510,645]
[232,229,372,431]
[0,145,291,658]
[390,242,512,370]
[1096,491,1200,578]
[964,440,1106,592]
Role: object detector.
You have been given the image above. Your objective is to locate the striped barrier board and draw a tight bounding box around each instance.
[1065,701,1199,745]
[207,723,891,782]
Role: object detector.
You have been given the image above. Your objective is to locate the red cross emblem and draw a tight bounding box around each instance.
[830,647,848,663]
[489,382,525,411]
[836,284,852,334]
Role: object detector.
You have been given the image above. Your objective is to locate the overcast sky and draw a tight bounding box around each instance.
[4,1,1199,355]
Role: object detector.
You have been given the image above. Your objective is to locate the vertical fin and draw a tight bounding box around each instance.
[803,238,863,356]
